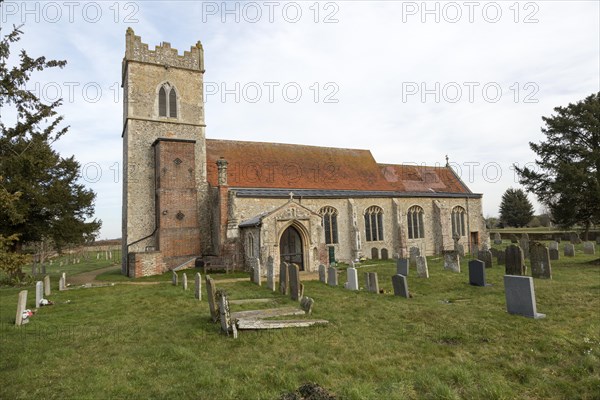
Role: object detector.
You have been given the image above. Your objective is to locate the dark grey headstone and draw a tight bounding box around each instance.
[549,248,559,260]
[318,264,327,283]
[481,250,493,269]
[496,250,506,265]
[327,267,338,287]
[505,245,525,275]
[504,275,545,319]
[530,242,552,279]
[367,272,379,293]
[288,263,301,301]
[279,262,289,294]
[396,258,409,276]
[564,244,575,257]
[443,251,460,273]
[468,260,487,287]
[392,275,409,298]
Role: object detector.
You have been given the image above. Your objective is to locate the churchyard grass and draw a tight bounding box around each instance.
[1,250,598,399]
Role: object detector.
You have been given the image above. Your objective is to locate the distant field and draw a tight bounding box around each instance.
[0,246,598,399]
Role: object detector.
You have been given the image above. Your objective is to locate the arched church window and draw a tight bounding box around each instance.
[451,206,466,237]
[169,87,177,117]
[158,86,167,117]
[158,83,177,118]
[407,206,425,239]
[319,206,338,245]
[364,206,384,242]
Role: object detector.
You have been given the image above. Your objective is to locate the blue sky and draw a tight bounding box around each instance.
[1,1,599,239]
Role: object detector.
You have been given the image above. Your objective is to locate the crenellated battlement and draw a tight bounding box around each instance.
[124,27,204,71]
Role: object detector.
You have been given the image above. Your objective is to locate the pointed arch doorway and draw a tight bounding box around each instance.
[280,225,304,271]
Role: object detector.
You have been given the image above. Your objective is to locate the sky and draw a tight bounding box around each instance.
[1,0,599,240]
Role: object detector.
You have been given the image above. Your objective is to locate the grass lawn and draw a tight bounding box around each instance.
[1,248,599,399]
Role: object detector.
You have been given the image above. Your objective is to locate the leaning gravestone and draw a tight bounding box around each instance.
[496,250,506,265]
[392,274,409,298]
[279,262,289,295]
[15,290,28,326]
[266,256,275,292]
[570,232,581,244]
[43,275,51,296]
[519,235,530,259]
[505,245,525,275]
[318,264,327,284]
[443,251,460,273]
[504,275,545,319]
[468,260,487,287]
[549,248,559,261]
[494,232,502,245]
[409,247,420,268]
[366,272,379,293]
[182,273,188,290]
[35,281,44,308]
[195,273,202,300]
[346,267,359,291]
[549,241,559,251]
[205,276,218,322]
[416,256,429,278]
[327,267,338,287]
[396,258,409,276]
[288,263,301,301]
[583,242,596,255]
[481,250,493,269]
[253,259,262,286]
[172,271,178,286]
[530,242,552,279]
[564,243,575,257]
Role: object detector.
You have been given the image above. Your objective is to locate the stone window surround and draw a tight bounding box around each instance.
[319,206,338,245]
[364,205,384,242]
[407,205,425,239]
[156,81,180,119]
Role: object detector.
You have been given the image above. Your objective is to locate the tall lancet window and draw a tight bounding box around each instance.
[158,83,177,118]
[158,86,167,117]
[169,87,177,117]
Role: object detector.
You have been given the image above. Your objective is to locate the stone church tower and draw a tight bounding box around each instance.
[121,28,209,277]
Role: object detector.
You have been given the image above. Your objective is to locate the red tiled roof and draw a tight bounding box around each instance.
[205,139,470,194]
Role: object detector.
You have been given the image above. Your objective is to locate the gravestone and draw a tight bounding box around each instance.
[392,274,409,298]
[318,264,327,284]
[396,258,409,276]
[366,272,379,293]
[300,296,315,314]
[217,292,235,338]
[15,290,28,326]
[505,245,525,275]
[549,241,559,251]
[504,275,545,319]
[519,236,530,259]
[416,256,429,278]
[481,250,493,269]
[279,262,289,295]
[43,275,51,296]
[195,273,202,300]
[205,276,218,322]
[510,234,518,243]
[549,248,559,261]
[409,247,420,268]
[530,242,552,279]
[455,243,465,257]
[443,251,460,273]
[327,267,338,287]
[564,243,575,257]
[468,260,487,286]
[493,232,502,245]
[288,263,301,301]
[59,272,66,291]
[346,267,359,291]
[583,242,596,255]
[35,281,43,308]
[266,256,276,292]
[253,259,262,286]
[182,273,188,290]
[172,271,178,286]
[496,250,506,265]
[570,232,581,244]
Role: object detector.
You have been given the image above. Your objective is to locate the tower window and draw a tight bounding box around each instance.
[158,83,177,118]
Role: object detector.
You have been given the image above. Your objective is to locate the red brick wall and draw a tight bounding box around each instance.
[128,251,166,278]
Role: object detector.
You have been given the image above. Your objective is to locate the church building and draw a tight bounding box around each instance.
[121,29,488,277]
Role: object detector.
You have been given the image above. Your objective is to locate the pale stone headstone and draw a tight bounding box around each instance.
[396,258,409,276]
[583,242,596,255]
[253,258,262,286]
[59,272,66,291]
[496,250,506,265]
[15,290,28,326]
[205,276,218,322]
[346,267,359,291]
[409,247,420,268]
[392,274,409,298]
[217,292,236,338]
[519,236,530,259]
[195,273,202,300]
[468,260,487,287]
[96,253,100,260]
[549,241,559,251]
[564,243,575,257]
[279,262,289,295]
[172,271,178,286]
[182,273,188,290]
[35,281,43,308]
[327,267,338,287]
[300,296,314,314]
[366,272,379,293]
[266,256,276,292]
[505,245,525,275]
[570,232,581,244]
[549,248,559,261]
[481,250,493,269]
[504,275,545,319]
[318,264,327,284]
[530,242,552,279]
[288,263,301,301]
[443,251,460,273]
[493,232,502,245]
[416,256,429,278]
[43,275,51,296]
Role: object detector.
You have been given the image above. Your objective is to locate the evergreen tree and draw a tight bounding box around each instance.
[0,25,101,251]
[515,92,600,238]
[499,188,534,228]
